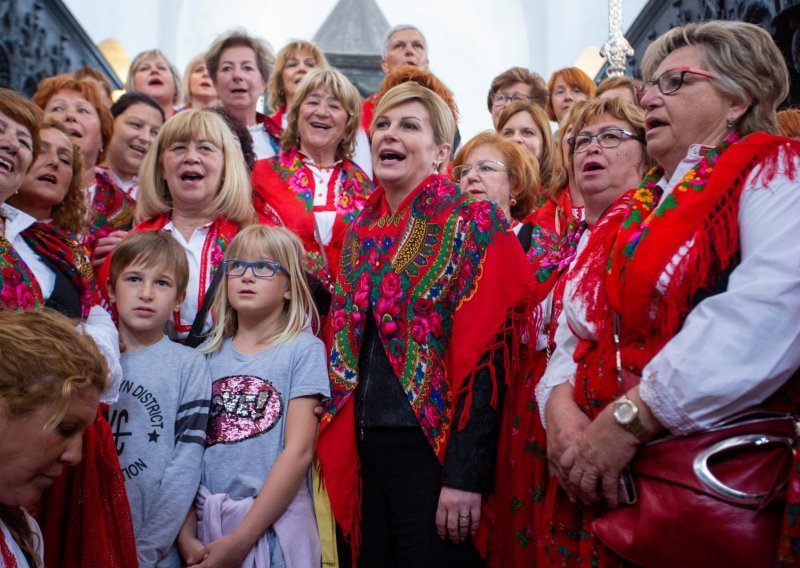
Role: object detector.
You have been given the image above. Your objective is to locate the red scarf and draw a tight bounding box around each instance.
[251,147,374,286]
[360,93,379,134]
[95,214,246,325]
[21,222,94,321]
[316,174,535,555]
[88,170,136,248]
[0,234,43,310]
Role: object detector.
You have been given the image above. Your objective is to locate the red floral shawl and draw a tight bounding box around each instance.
[0,234,43,310]
[87,169,136,250]
[251,147,374,286]
[316,174,536,552]
[20,222,94,320]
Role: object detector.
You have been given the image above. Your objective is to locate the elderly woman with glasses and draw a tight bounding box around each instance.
[539,21,800,566]
[452,131,540,227]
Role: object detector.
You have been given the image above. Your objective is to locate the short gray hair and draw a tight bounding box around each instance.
[641,20,789,135]
[382,24,427,58]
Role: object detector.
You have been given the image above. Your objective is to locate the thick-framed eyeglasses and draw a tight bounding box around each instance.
[223,259,288,279]
[492,93,532,107]
[567,128,641,153]
[636,66,716,102]
[452,160,508,181]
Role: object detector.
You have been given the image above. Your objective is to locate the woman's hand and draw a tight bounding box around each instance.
[435,486,481,544]
[91,230,128,267]
[544,382,591,501]
[565,409,640,508]
[192,533,249,568]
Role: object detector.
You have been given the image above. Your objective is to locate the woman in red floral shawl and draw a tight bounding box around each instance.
[541,22,800,566]
[316,82,535,566]
[251,68,373,290]
[96,109,267,343]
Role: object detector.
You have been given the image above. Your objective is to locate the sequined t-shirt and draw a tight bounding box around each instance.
[201,331,329,499]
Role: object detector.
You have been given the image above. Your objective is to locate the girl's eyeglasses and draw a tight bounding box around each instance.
[223,259,287,279]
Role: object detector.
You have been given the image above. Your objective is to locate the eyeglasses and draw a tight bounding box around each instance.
[636,66,716,102]
[452,160,508,181]
[567,128,641,153]
[492,93,532,107]
[223,259,287,279]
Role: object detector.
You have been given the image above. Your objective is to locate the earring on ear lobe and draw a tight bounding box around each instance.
[509,197,517,207]
[726,120,734,129]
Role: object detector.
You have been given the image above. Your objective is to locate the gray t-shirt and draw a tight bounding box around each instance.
[110,336,211,568]
[202,331,329,498]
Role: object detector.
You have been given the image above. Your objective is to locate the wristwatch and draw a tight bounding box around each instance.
[613,395,648,441]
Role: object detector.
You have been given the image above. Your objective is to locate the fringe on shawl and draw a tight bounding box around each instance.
[454,297,538,431]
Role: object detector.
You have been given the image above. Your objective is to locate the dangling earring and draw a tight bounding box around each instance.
[726,120,734,129]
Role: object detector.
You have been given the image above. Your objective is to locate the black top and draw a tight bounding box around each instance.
[354,309,505,492]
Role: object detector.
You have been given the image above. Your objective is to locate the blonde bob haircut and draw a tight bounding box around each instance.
[497,100,559,194]
[203,224,319,352]
[567,96,653,173]
[281,68,361,162]
[373,82,456,159]
[453,131,540,222]
[136,109,254,224]
[268,40,329,111]
[0,309,106,423]
[641,20,789,135]
[124,49,183,106]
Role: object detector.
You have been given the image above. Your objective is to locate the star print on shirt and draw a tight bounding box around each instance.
[148,430,160,443]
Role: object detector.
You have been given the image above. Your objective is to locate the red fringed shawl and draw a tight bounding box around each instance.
[547,133,800,566]
[251,147,374,286]
[21,222,94,320]
[316,174,536,555]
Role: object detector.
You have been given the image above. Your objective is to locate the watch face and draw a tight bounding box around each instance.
[615,400,637,425]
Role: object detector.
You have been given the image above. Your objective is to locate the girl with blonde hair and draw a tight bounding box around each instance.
[178,224,328,566]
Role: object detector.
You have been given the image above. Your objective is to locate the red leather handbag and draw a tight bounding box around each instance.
[592,412,797,567]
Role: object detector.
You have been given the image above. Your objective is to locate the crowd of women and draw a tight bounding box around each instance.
[0,17,799,568]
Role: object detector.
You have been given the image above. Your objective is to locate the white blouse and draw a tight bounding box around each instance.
[538,144,800,435]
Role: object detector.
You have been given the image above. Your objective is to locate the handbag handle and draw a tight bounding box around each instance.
[693,434,794,505]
